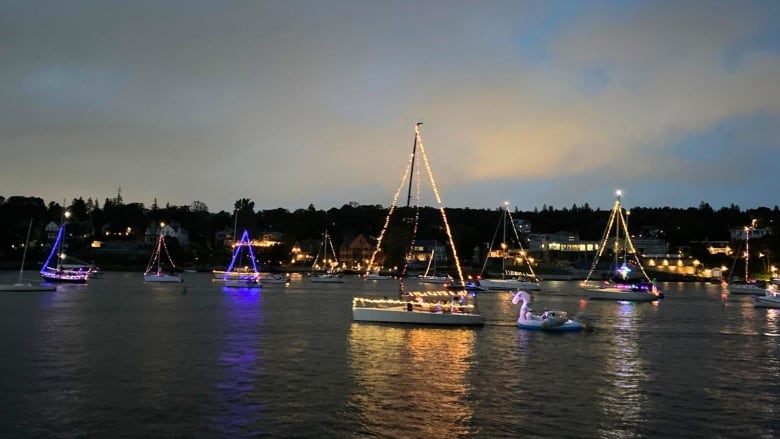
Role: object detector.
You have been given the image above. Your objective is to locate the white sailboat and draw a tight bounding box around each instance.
[310,229,344,283]
[580,190,662,302]
[0,219,57,292]
[352,123,483,326]
[472,202,540,292]
[728,220,770,295]
[417,249,453,284]
[143,226,183,283]
[219,229,261,288]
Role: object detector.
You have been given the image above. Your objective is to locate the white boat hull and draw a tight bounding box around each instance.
[728,284,767,295]
[144,273,183,283]
[0,283,57,292]
[260,275,289,285]
[41,270,88,284]
[584,287,660,302]
[754,291,780,308]
[222,280,261,288]
[474,279,541,291]
[365,274,393,280]
[352,306,484,326]
[311,275,344,283]
[213,270,260,280]
[418,276,452,284]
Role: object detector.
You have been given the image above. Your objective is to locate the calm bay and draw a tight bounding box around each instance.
[0,272,777,438]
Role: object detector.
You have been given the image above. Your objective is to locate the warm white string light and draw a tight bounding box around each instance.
[583,194,651,283]
[584,197,620,283]
[505,204,536,278]
[366,149,415,272]
[366,123,467,289]
[415,129,467,287]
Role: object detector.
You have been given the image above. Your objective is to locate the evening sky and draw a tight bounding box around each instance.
[2,0,779,213]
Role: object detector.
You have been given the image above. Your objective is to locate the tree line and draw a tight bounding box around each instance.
[0,195,778,274]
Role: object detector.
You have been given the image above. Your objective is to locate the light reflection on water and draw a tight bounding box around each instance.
[597,303,646,438]
[211,288,264,436]
[347,324,476,439]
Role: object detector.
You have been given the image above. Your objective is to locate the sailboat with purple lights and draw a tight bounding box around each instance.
[40,211,89,284]
[218,229,261,288]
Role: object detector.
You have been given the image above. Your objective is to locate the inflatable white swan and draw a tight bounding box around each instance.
[511,290,575,329]
[512,290,536,323]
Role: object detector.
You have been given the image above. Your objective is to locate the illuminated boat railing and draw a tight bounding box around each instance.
[41,266,90,281]
[581,280,661,295]
[212,270,261,281]
[353,290,478,313]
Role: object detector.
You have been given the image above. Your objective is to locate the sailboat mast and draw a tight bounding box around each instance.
[405,122,422,208]
[502,202,508,278]
[57,200,69,269]
[232,201,241,246]
[615,191,621,270]
[745,222,752,282]
[157,232,163,275]
[18,219,33,283]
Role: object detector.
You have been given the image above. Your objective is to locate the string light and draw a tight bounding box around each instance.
[40,224,65,275]
[352,290,477,312]
[145,228,179,275]
[505,205,536,279]
[366,150,416,272]
[224,229,260,281]
[365,124,470,289]
[415,127,467,287]
[583,193,652,285]
[39,222,89,280]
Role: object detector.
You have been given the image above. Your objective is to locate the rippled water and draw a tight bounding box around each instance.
[0,272,777,438]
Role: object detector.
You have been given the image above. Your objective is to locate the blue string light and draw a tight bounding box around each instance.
[40,224,65,275]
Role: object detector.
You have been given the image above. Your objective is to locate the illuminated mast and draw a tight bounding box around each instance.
[745,220,756,282]
[615,190,622,277]
[405,122,422,208]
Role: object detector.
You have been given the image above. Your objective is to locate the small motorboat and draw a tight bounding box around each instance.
[754,289,780,309]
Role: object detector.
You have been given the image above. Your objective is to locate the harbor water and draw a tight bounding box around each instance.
[0,272,778,438]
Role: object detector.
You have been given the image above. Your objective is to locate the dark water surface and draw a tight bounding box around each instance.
[0,272,778,438]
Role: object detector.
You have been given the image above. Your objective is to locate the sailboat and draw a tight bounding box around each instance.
[728,220,769,295]
[40,211,89,284]
[0,220,57,292]
[310,229,344,283]
[417,249,453,284]
[580,190,661,301]
[352,123,483,326]
[472,202,541,292]
[143,227,183,283]
[219,229,261,288]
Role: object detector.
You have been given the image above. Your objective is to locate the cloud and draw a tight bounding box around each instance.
[0,1,778,212]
